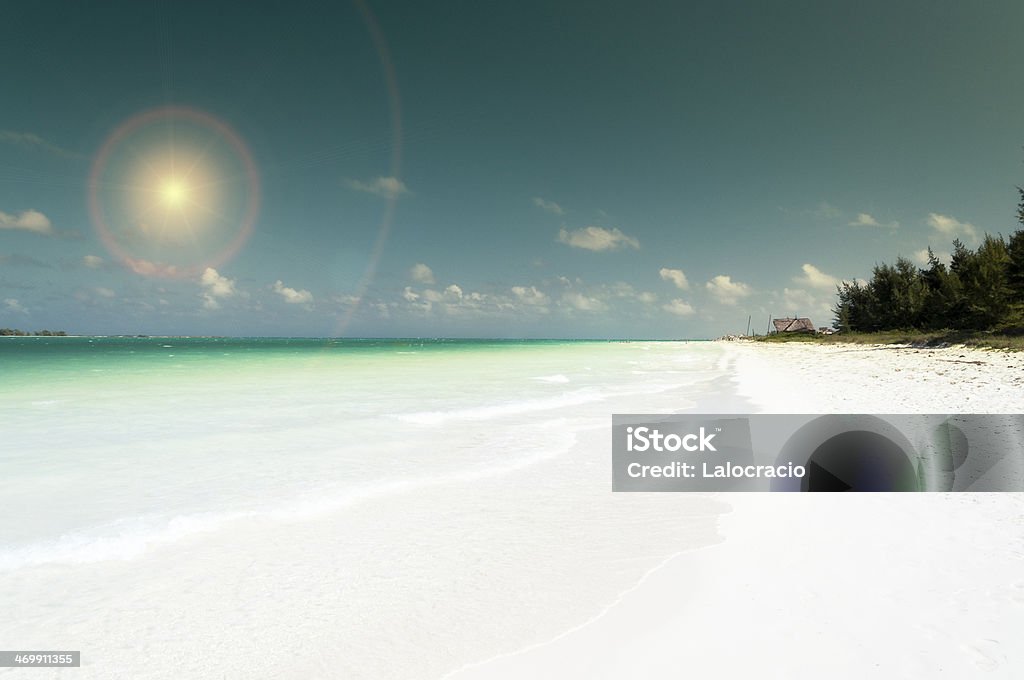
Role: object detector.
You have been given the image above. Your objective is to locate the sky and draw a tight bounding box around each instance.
[2,0,1024,338]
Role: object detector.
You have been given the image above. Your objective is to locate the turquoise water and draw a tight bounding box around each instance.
[1,336,614,373]
[1,337,720,555]
[0,337,705,388]
[0,337,731,678]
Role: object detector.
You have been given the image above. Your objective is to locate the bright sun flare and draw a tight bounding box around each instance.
[159,179,188,208]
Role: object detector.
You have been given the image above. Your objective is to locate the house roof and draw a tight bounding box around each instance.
[772,317,815,332]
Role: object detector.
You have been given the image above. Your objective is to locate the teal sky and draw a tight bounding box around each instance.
[2,1,1023,338]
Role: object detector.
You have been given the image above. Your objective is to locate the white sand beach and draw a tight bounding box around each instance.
[451,342,1024,679]
[9,1,1024,676]
[729,341,1024,414]
[2,340,1022,679]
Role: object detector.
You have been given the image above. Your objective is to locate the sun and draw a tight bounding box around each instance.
[159,179,189,209]
[88,106,262,277]
[132,151,221,238]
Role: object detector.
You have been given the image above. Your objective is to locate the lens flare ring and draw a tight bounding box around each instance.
[329,0,403,338]
[88,106,260,279]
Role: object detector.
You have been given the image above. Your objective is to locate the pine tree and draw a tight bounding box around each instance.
[950,235,1011,329]
[831,180,1024,333]
[919,248,961,330]
[1002,185,1024,327]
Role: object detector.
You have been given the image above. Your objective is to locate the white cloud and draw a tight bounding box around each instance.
[662,299,695,317]
[783,288,815,311]
[125,258,184,278]
[557,226,639,251]
[607,282,637,298]
[927,213,978,243]
[532,197,564,215]
[0,130,81,158]
[201,268,236,298]
[273,280,314,307]
[199,267,237,310]
[95,287,116,298]
[401,287,432,313]
[401,282,520,317]
[409,263,435,284]
[912,248,951,267]
[848,213,898,229]
[594,282,658,306]
[82,254,104,269]
[793,263,840,290]
[400,278,662,319]
[398,277,663,319]
[511,285,549,306]
[848,213,880,227]
[614,282,655,303]
[344,176,409,199]
[659,267,690,290]
[705,275,752,305]
[561,291,607,312]
[421,288,444,303]
[3,298,26,313]
[0,209,52,235]
[782,288,833,324]
[782,287,815,311]
[332,293,361,307]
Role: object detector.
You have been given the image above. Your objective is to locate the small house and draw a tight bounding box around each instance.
[772,317,816,334]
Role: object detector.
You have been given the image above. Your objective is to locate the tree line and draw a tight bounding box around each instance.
[0,329,67,336]
[833,188,1024,333]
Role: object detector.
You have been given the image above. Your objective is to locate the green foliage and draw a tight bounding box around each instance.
[756,328,1024,351]
[919,248,961,329]
[832,185,1024,334]
[833,280,875,331]
[1009,221,1024,304]
[0,328,67,336]
[952,234,1012,328]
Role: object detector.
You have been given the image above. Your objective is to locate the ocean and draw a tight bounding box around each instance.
[0,337,738,678]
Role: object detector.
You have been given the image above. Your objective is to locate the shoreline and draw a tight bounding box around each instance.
[1,341,732,679]
[4,340,1021,678]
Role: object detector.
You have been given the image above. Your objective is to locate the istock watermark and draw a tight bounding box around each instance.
[612,414,1024,492]
[625,425,719,452]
